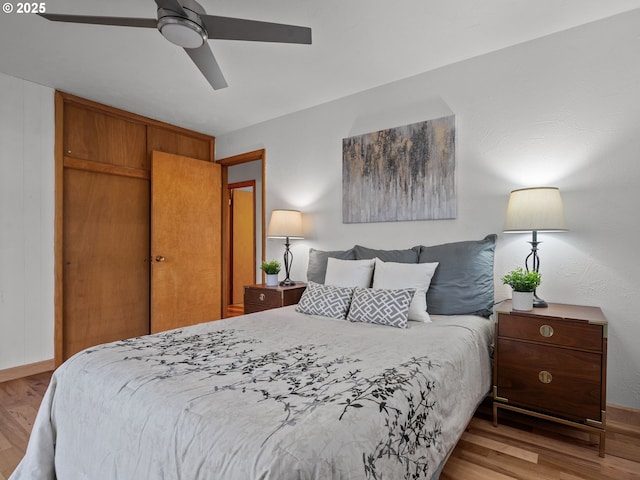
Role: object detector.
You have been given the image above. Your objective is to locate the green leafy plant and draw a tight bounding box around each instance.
[260,260,281,275]
[501,267,541,292]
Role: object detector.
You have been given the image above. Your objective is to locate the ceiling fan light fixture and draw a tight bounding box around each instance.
[158,17,207,49]
[40,0,311,90]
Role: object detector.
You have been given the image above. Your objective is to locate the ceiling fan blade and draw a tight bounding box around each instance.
[154,0,186,16]
[185,43,228,90]
[39,13,157,28]
[201,15,312,44]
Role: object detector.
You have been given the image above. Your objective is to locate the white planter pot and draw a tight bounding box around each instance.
[512,290,534,311]
[265,274,279,287]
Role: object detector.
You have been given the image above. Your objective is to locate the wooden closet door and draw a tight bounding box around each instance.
[63,168,150,359]
[151,151,222,333]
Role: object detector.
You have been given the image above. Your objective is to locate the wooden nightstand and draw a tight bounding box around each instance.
[493,301,608,457]
[243,283,307,314]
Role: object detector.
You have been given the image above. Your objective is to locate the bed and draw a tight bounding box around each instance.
[11,235,497,480]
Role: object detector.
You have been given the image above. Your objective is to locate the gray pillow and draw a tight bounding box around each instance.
[307,248,356,284]
[353,245,420,263]
[417,234,496,317]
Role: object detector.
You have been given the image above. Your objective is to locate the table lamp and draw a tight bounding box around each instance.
[267,209,303,286]
[504,187,567,307]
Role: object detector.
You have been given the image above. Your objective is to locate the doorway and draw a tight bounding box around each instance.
[218,149,266,317]
[228,181,256,307]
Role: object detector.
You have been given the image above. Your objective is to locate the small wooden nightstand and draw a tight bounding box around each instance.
[493,301,608,457]
[243,283,307,314]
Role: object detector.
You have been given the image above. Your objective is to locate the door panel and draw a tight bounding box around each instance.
[63,104,147,169]
[231,189,255,304]
[151,151,222,333]
[147,126,212,162]
[63,168,150,359]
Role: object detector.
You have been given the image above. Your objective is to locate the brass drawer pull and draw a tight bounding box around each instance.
[538,370,553,384]
[259,293,265,301]
[539,325,554,338]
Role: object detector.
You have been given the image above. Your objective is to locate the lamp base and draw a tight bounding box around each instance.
[527,231,548,308]
[280,238,296,288]
[533,292,547,308]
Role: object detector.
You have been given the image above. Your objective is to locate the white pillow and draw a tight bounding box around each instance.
[372,258,439,322]
[324,257,375,288]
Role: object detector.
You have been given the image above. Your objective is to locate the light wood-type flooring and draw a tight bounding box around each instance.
[1,372,638,479]
[0,372,50,480]
[227,303,245,317]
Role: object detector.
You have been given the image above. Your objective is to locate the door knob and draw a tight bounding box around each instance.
[155,256,166,262]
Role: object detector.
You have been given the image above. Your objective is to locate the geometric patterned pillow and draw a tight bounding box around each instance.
[296,281,355,320]
[347,287,416,329]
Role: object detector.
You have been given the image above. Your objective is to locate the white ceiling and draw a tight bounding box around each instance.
[1,0,640,136]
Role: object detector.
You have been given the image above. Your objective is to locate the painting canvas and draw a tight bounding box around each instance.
[342,115,456,223]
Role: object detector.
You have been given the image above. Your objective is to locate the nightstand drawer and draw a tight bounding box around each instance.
[498,314,603,351]
[244,287,283,307]
[243,284,306,315]
[496,338,603,422]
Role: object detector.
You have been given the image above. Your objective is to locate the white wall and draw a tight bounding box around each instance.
[0,73,55,370]
[217,10,640,409]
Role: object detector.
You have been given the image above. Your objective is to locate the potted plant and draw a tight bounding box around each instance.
[261,260,281,287]
[501,267,542,311]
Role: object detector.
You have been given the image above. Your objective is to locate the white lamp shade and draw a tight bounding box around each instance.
[267,209,304,238]
[504,187,568,232]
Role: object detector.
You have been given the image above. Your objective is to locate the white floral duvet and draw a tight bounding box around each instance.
[11,306,493,480]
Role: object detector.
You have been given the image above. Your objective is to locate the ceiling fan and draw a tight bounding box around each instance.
[39,0,312,90]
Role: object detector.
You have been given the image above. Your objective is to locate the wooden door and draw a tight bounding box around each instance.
[151,151,222,333]
[63,168,150,359]
[231,188,256,304]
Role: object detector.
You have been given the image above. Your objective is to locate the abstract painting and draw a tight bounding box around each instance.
[342,115,456,223]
